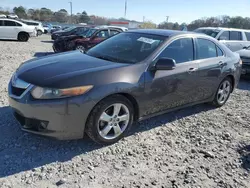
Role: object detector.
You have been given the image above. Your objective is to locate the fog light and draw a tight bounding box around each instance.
[39,121,48,130]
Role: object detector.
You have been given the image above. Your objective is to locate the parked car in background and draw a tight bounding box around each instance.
[236,46,250,76]
[53,27,121,52]
[98,25,128,32]
[0,18,36,41]
[50,25,63,34]
[20,20,44,36]
[0,14,7,18]
[7,14,18,19]
[9,30,241,144]
[194,27,250,52]
[51,26,88,40]
[71,28,121,52]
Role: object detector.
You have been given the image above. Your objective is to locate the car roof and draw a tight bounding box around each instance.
[127,29,193,37]
[197,27,250,32]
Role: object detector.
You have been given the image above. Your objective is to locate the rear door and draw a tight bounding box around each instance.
[195,38,225,100]
[0,20,4,39]
[219,30,250,51]
[2,20,20,39]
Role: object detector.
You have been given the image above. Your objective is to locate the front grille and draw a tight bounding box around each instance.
[11,86,26,97]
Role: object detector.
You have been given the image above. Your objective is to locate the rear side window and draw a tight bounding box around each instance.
[245,32,250,41]
[219,31,229,40]
[4,20,17,26]
[110,30,120,36]
[197,38,217,59]
[158,38,194,64]
[0,20,3,26]
[230,31,242,40]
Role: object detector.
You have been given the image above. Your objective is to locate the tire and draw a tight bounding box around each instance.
[85,95,134,145]
[212,77,232,107]
[18,33,29,42]
[37,30,43,36]
[75,44,86,52]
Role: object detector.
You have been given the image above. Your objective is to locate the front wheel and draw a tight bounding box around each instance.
[85,95,134,145]
[212,77,232,107]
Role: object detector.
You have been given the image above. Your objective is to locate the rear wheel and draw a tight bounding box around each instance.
[37,30,43,36]
[85,95,134,145]
[76,44,86,52]
[18,33,29,42]
[212,77,232,107]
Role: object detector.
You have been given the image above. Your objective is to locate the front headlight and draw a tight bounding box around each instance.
[31,85,93,99]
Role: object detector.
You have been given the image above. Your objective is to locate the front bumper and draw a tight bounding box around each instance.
[8,82,95,140]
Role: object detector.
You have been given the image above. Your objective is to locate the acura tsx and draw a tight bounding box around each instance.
[8,29,242,144]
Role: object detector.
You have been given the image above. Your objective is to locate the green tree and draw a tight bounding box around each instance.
[13,6,27,18]
[78,11,90,23]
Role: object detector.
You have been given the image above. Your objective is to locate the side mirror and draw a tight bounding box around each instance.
[154,58,176,70]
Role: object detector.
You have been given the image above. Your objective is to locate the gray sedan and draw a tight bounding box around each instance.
[8,29,242,144]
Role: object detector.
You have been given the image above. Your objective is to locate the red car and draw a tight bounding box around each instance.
[74,28,121,51]
[53,28,121,53]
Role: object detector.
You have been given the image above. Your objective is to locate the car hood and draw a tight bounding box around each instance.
[16,51,129,88]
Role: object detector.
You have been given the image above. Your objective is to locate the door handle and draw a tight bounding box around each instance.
[188,67,198,74]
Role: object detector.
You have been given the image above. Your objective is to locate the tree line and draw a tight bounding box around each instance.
[0,6,108,25]
[1,6,250,30]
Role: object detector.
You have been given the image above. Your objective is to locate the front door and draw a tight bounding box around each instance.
[141,37,200,116]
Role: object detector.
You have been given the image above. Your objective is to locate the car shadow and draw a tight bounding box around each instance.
[0,39,19,42]
[238,145,250,171]
[34,52,55,58]
[238,79,250,91]
[0,103,215,178]
[41,40,53,43]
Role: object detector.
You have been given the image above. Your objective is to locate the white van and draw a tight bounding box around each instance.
[0,18,36,41]
[194,27,250,52]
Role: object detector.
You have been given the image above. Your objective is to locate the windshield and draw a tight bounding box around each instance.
[63,26,76,32]
[85,29,97,38]
[86,32,166,64]
[194,29,220,38]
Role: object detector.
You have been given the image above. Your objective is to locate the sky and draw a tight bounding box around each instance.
[1,0,250,24]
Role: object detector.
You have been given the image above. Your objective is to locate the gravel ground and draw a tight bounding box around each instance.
[0,35,250,188]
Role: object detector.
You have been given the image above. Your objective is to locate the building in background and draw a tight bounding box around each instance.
[109,20,142,29]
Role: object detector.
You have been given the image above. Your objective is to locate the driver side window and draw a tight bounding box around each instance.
[157,38,194,64]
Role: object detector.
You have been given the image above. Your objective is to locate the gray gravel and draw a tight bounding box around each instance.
[0,35,250,188]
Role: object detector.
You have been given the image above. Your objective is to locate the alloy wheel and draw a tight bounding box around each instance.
[217,80,231,104]
[98,103,130,140]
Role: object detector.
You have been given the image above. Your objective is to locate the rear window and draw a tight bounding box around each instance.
[194,29,220,38]
[245,32,250,41]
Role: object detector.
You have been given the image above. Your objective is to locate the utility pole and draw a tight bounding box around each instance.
[69,1,73,23]
[124,0,127,18]
[166,16,169,23]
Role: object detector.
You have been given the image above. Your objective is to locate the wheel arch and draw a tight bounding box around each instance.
[224,74,235,92]
[86,92,140,127]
